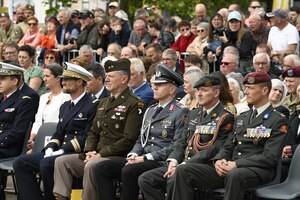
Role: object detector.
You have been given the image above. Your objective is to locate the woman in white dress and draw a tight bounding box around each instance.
[27,63,71,153]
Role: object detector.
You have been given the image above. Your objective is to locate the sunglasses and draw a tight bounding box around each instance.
[45,56,55,60]
[251,6,260,9]
[221,62,235,65]
[28,23,37,26]
[180,28,190,32]
[197,29,205,33]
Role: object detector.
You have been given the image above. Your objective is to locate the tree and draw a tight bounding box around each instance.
[43,0,78,15]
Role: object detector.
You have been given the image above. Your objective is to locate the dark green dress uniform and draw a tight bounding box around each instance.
[13,62,98,200]
[139,103,235,200]
[167,71,288,200]
[0,13,23,43]
[83,87,144,157]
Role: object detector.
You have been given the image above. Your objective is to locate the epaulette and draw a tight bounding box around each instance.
[273,109,287,118]
[22,96,31,99]
[93,99,100,104]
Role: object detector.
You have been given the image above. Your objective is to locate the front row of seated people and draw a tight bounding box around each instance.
[0,58,289,200]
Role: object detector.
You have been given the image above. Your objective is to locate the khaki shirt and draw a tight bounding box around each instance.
[0,23,23,44]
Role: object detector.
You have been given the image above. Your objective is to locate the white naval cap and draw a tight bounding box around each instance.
[61,62,93,82]
[0,62,25,76]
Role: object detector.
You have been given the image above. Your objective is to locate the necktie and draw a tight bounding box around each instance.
[152,107,163,119]
[109,96,115,103]
[69,102,75,110]
[201,110,207,121]
[250,109,257,123]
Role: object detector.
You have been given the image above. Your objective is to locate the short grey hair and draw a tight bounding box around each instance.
[58,8,71,19]
[79,45,93,55]
[253,52,270,64]
[162,48,177,60]
[130,58,145,73]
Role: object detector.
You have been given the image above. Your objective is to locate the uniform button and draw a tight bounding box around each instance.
[0,124,3,127]
[103,131,106,134]
[151,137,154,140]
[0,130,2,133]
[63,142,66,144]
[151,126,154,129]
[75,131,78,134]
[104,123,107,126]
[1,143,3,145]
[151,144,154,146]
[65,135,67,138]
[238,141,242,144]
[238,152,241,156]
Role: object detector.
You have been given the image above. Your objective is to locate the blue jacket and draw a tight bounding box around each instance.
[133,82,154,106]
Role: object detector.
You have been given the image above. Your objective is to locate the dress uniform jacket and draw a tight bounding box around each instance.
[84,87,144,157]
[213,105,288,179]
[0,23,23,43]
[130,99,188,161]
[45,93,98,153]
[0,89,34,158]
[285,110,300,153]
[169,102,234,164]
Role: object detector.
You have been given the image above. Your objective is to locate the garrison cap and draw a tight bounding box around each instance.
[243,71,270,85]
[0,12,9,18]
[24,4,34,12]
[0,62,25,76]
[194,74,221,88]
[61,62,93,82]
[282,68,300,78]
[104,58,131,73]
[152,64,183,87]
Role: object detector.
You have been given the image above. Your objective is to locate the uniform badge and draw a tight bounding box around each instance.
[4,108,15,112]
[212,113,217,118]
[263,113,270,119]
[138,108,143,115]
[78,113,83,118]
[116,112,121,116]
[225,123,233,131]
[162,130,168,138]
[287,69,293,77]
[247,77,255,84]
[98,107,104,111]
[111,115,116,119]
[115,124,120,129]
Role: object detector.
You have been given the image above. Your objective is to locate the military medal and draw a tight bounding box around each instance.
[115,124,120,129]
[253,138,258,145]
[162,130,168,138]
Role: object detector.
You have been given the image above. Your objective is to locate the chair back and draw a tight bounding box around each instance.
[32,122,58,153]
[284,146,300,184]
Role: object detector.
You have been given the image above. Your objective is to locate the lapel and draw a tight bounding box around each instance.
[99,87,110,100]
[106,87,130,111]
[61,93,88,128]
[248,105,273,128]
[152,99,176,123]
[0,90,20,113]
[200,102,223,124]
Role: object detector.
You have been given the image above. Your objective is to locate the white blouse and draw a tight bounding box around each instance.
[31,92,71,134]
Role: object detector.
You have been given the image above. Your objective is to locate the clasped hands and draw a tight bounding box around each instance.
[214,159,237,177]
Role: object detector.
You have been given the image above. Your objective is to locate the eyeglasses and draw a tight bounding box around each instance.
[250,6,260,9]
[197,29,205,33]
[3,51,17,55]
[254,62,268,65]
[221,62,235,65]
[28,23,37,26]
[180,28,190,32]
[45,56,55,60]
[162,58,175,61]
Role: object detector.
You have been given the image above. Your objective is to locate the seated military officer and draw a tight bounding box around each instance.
[167,71,288,200]
[13,62,98,200]
[0,62,35,196]
[138,73,235,200]
[283,67,300,114]
[53,58,145,200]
[92,64,189,200]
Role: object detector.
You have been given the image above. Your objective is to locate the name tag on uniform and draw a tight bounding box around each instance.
[5,108,15,112]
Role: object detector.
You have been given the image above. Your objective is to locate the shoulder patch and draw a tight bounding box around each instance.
[22,96,31,99]
[280,124,287,134]
[138,101,144,109]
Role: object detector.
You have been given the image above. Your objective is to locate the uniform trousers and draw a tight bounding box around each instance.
[166,163,273,200]
[53,154,109,200]
[138,166,169,200]
[93,157,163,200]
[13,152,62,200]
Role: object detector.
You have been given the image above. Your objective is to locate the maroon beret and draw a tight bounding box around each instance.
[243,71,270,85]
[282,67,300,78]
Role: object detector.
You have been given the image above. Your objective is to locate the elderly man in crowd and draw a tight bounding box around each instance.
[0,12,23,45]
[283,68,300,114]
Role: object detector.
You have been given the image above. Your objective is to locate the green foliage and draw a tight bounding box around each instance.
[128,0,250,19]
[43,0,78,15]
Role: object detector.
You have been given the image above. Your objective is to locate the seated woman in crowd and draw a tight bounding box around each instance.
[147,17,175,50]
[18,45,47,95]
[18,16,42,48]
[179,66,205,110]
[43,49,60,68]
[27,63,70,153]
[227,77,249,115]
[96,20,111,58]
[186,22,209,57]
[203,13,224,72]
[218,11,256,73]
[269,79,290,118]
